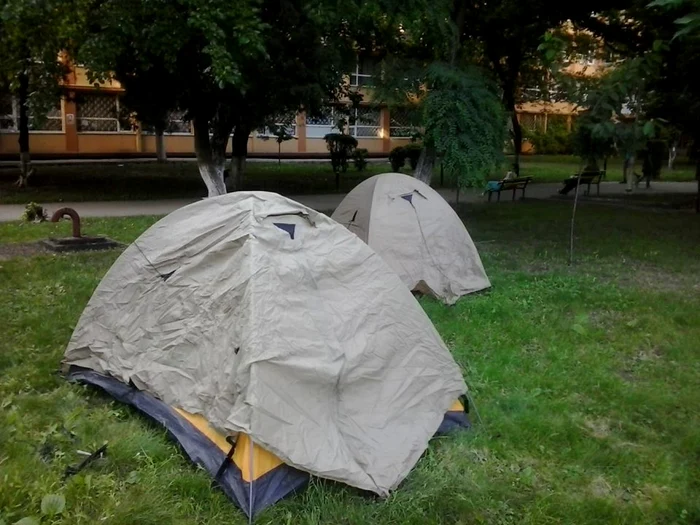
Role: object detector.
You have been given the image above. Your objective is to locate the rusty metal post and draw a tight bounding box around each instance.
[51,207,81,238]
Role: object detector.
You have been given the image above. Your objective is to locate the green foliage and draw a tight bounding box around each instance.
[389,146,406,171]
[324,133,358,175]
[423,64,506,187]
[388,144,423,172]
[40,494,66,516]
[572,119,615,167]
[642,139,667,179]
[403,143,423,169]
[352,148,369,171]
[524,123,574,155]
[20,202,46,223]
[573,54,663,169]
[77,0,358,193]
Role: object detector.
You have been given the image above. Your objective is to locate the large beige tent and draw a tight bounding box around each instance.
[332,173,490,305]
[63,192,469,517]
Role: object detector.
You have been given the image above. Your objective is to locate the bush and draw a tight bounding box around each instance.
[389,146,406,171]
[403,143,422,169]
[525,123,574,155]
[324,133,358,175]
[642,139,666,180]
[21,202,47,223]
[353,148,369,171]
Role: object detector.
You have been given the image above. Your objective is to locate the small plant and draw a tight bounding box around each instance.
[324,133,358,189]
[21,202,47,223]
[403,143,423,170]
[353,148,369,171]
[389,146,406,171]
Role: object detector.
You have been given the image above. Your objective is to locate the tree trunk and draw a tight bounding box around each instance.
[16,69,33,188]
[229,125,250,192]
[695,158,700,214]
[624,153,636,192]
[413,145,436,185]
[155,129,167,162]
[510,111,522,176]
[668,141,677,170]
[193,117,227,197]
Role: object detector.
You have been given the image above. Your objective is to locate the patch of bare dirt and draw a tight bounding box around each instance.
[0,242,49,261]
[618,267,700,293]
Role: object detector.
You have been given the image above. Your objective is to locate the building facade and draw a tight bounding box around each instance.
[1,62,580,159]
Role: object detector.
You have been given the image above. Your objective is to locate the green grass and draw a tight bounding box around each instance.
[1,202,699,524]
[0,161,401,204]
[2,155,696,205]
[514,154,697,184]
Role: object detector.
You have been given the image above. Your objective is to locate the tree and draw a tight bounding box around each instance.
[372,1,506,187]
[0,0,81,187]
[646,0,700,211]
[259,120,298,165]
[460,0,628,174]
[79,0,269,197]
[79,0,358,196]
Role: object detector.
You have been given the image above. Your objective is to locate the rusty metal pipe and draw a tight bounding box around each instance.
[50,207,81,238]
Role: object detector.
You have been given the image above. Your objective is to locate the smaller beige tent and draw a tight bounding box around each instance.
[332,173,490,304]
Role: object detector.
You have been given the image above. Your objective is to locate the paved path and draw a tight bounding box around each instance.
[0,157,388,167]
[0,181,696,222]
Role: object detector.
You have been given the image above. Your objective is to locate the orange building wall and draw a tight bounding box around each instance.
[0,133,67,154]
[77,134,138,154]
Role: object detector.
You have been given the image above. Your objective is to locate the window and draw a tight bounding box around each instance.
[1,94,14,130]
[350,106,381,138]
[141,109,192,134]
[389,107,417,138]
[257,123,297,138]
[518,112,545,132]
[257,115,297,138]
[0,94,63,132]
[306,106,341,138]
[77,93,131,132]
[30,102,63,131]
[164,109,191,134]
[350,58,377,87]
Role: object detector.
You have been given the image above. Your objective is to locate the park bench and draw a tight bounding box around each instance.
[560,170,606,196]
[579,170,606,196]
[486,176,533,202]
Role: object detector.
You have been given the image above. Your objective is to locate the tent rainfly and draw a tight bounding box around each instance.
[331,173,491,305]
[63,192,470,518]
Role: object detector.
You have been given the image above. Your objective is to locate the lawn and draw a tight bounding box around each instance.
[515,155,698,184]
[1,201,699,524]
[1,155,696,205]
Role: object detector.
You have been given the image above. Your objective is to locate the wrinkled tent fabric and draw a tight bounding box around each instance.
[331,173,490,305]
[63,191,468,516]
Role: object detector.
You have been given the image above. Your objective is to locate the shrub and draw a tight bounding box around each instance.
[21,202,47,223]
[353,148,369,171]
[642,139,666,180]
[389,146,405,171]
[403,143,423,169]
[324,133,358,175]
[525,123,574,155]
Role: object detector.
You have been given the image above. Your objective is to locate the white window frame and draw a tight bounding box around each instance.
[77,94,133,134]
[389,108,416,138]
[256,122,297,138]
[0,96,64,134]
[306,107,342,138]
[140,110,193,136]
[349,106,381,139]
[349,61,374,87]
